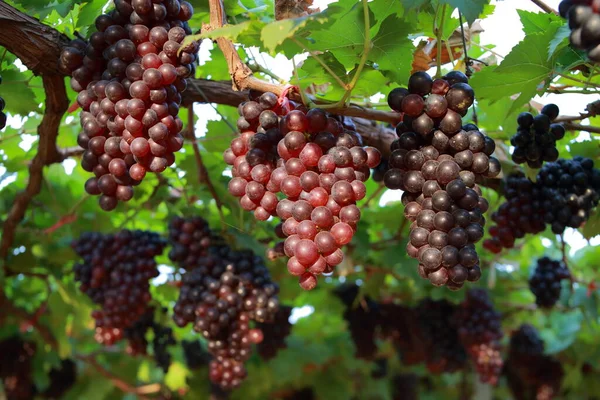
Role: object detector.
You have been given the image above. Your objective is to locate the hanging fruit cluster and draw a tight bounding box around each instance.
[224,92,381,289]
[385,71,501,289]
[59,0,197,210]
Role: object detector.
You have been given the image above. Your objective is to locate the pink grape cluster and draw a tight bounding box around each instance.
[59,0,196,211]
[224,94,381,290]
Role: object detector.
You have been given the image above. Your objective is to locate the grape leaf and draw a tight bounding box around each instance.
[470,25,561,115]
[400,0,428,10]
[261,12,326,53]
[582,209,600,240]
[369,15,415,85]
[517,9,563,36]
[439,0,489,24]
[549,24,572,59]
[305,2,373,70]
[0,70,40,116]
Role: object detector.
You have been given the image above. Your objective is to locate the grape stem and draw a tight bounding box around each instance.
[435,4,447,78]
[530,0,558,15]
[337,0,372,106]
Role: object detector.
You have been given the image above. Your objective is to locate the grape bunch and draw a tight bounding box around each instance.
[529,257,571,308]
[510,104,564,168]
[560,0,600,62]
[0,75,6,130]
[343,297,381,360]
[124,307,176,372]
[72,229,166,345]
[167,216,212,269]
[456,289,503,385]
[124,308,155,355]
[506,324,564,400]
[385,71,500,289]
[42,359,77,399]
[378,303,427,366]
[226,95,381,290]
[256,305,293,360]
[483,172,546,253]
[334,283,381,360]
[415,299,467,374]
[0,336,36,400]
[536,157,600,233]
[485,157,600,252]
[508,324,545,362]
[173,239,280,390]
[182,340,212,370]
[59,0,196,211]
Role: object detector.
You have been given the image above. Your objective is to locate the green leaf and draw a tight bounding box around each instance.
[582,209,600,240]
[261,13,326,53]
[440,0,489,24]
[517,9,563,36]
[470,24,561,115]
[165,362,190,390]
[305,3,371,70]
[0,70,40,115]
[400,0,427,9]
[549,24,571,58]
[369,15,415,85]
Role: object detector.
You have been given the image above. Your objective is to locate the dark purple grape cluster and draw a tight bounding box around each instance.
[385,71,500,289]
[415,299,467,374]
[456,289,503,385]
[343,297,381,360]
[124,308,154,355]
[485,157,600,252]
[167,216,212,269]
[59,0,196,211]
[391,374,419,400]
[42,359,77,399]
[226,95,381,290]
[560,1,600,62]
[509,324,545,361]
[72,229,166,345]
[0,336,36,400]
[483,172,546,253]
[334,284,381,360]
[124,307,176,373]
[182,340,212,370]
[380,304,428,367]
[256,305,293,360]
[511,104,564,168]
[0,75,6,130]
[173,239,279,390]
[537,157,600,233]
[506,324,564,400]
[529,257,571,308]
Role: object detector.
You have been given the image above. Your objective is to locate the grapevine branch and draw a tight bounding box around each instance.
[0,75,68,260]
[530,0,559,15]
[0,2,70,261]
[76,355,161,399]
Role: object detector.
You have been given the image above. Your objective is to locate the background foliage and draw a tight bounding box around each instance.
[1,0,600,398]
